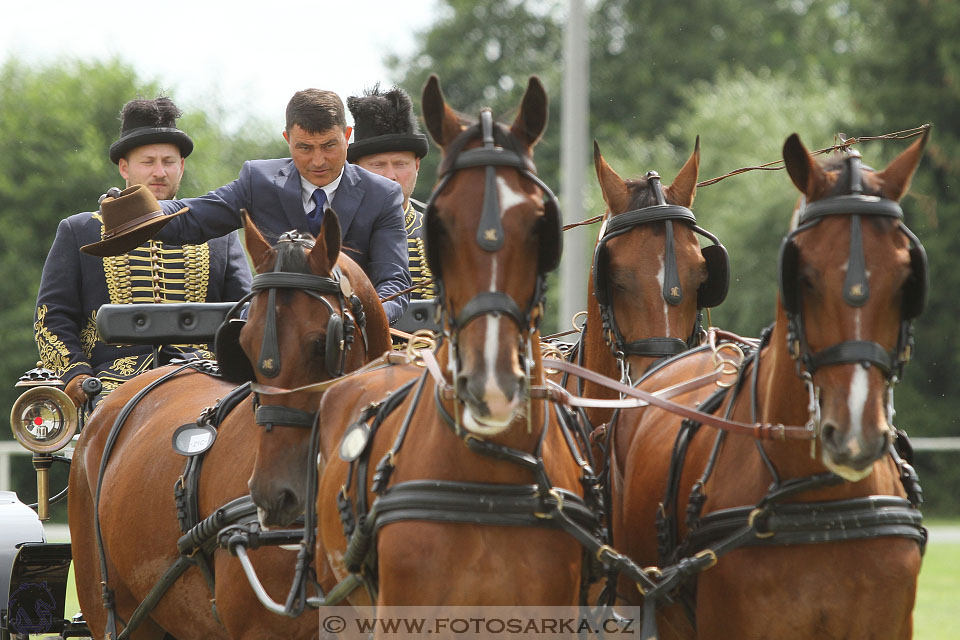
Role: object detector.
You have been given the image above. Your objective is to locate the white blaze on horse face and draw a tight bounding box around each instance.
[657,255,671,336]
[846,364,870,452]
[496,175,528,213]
[462,176,527,434]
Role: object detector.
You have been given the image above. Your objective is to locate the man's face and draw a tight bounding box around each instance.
[118,143,185,200]
[355,151,420,207]
[284,124,350,187]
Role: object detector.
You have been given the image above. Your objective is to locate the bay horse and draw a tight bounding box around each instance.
[314,74,598,609]
[68,212,390,639]
[614,131,930,639]
[564,140,728,477]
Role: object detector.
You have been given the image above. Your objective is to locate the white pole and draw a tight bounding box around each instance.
[559,0,590,334]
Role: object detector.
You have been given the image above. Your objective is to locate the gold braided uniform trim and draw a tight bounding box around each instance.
[111,356,139,377]
[80,311,98,358]
[34,304,80,377]
[405,202,435,299]
[103,239,212,305]
[182,242,211,302]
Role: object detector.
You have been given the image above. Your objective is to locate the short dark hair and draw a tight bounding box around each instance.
[285,89,346,133]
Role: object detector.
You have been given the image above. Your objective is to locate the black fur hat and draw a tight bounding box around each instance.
[347,84,428,163]
[108,96,194,164]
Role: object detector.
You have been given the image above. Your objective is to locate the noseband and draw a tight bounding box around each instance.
[592,171,729,363]
[777,151,928,383]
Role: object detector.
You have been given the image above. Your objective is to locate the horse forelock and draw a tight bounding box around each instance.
[270,236,322,276]
[818,154,887,199]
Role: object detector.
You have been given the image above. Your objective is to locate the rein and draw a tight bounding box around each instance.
[542,356,817,441]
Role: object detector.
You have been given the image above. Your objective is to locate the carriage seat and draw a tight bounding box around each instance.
[96,303,236,345]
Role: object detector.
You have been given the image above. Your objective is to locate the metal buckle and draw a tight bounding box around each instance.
[748,508,776,539]
[802,373,821,459]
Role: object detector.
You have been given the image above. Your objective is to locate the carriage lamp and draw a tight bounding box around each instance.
[10,383,78,521]
[9,385,78,454]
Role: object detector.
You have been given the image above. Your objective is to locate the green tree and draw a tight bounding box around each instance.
[387,0,565,203]
[589,0,873,144]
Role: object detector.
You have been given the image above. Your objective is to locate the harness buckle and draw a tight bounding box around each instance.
[635,566,663,596]
[802,374,821,459]
[595,544,617,563]
[693,548,718,571]
[748,508,775,539]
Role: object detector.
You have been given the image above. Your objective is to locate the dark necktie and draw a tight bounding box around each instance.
[306,188,327,237]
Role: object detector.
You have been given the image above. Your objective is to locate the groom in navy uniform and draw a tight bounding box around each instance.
[143,88,411,323]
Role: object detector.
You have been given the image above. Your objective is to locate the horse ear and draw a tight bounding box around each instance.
[876,126,930,202]
[782,133,827,197]
[243,209,273,273]
[309,209,342,276]
[510,76,548,150]
[422,74,462,147]
[593,140,630,214]
[667,135,700,207]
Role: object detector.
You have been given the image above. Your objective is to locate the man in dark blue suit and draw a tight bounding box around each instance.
[150,89,411,324]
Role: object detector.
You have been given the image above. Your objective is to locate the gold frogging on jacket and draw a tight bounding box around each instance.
[406,202,435,299]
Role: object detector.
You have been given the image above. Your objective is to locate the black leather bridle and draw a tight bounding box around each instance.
[214,232,366,429]
[422,109,562,361]
[592,171,729,367]
[777,151,928,384]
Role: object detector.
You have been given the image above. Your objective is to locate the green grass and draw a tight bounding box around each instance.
[50,529,960,638]
[915,540,960,639]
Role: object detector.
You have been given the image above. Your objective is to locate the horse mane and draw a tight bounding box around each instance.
[623,177,659,210]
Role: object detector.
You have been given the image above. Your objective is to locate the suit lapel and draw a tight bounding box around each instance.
[276,161,307,232]
[331,164,362,236]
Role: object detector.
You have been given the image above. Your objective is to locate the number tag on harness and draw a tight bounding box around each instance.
[172,423,218,456]
[339,420,371,462]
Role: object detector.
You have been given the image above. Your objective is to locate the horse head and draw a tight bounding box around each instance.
[421,74,561,436]
[777,130,929,480]
[241,212,390,527]
[591,137,728,380]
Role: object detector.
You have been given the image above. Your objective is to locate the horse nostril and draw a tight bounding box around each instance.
[456,374,477,403]
[278,487,298,511]
[820,422,841,451]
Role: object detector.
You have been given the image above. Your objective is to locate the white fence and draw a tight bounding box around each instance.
[3,437,960,493]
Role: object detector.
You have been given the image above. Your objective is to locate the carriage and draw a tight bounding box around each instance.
[2,75,932,640]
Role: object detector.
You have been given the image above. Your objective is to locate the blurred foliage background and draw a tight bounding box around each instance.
[2,0,958,515]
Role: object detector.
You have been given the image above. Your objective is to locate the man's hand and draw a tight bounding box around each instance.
[64,374,93,407]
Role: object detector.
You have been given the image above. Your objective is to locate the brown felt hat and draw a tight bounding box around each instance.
[80,185,188,256]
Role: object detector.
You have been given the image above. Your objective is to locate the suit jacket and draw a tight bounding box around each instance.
[35,211,252,395]
[156,159,411,323]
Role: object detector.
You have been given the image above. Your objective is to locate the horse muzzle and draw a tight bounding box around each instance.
[250,480,304,528]
[819,420,892,482]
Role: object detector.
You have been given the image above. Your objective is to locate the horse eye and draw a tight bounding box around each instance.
[313,338,326,357]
